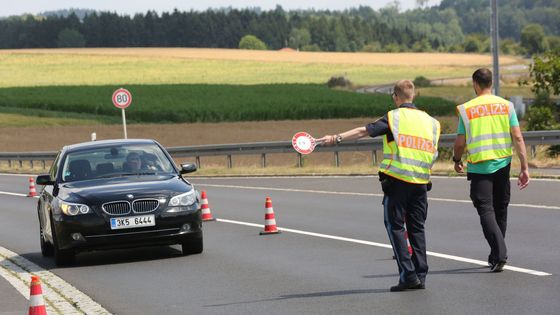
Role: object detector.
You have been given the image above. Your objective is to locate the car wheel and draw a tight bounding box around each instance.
[39,223,54,257]
[50,215,75,266]
[181,237,203,256]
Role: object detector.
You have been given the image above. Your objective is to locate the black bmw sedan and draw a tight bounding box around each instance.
[36,139,202,266]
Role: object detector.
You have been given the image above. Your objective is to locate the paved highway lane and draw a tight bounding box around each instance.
[1,174,560,314]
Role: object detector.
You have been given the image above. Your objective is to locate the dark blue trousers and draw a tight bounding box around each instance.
[382,178,429,284]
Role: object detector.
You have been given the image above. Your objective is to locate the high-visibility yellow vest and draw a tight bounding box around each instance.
[379,107,441,184]
[457,95,514,164]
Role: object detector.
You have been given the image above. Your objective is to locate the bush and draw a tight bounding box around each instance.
[413,76,431,87]
[238,35,267,50]
[525,106,556,131]
[301,44,321,51]
[361,42,382,52]
[327,75,352,88]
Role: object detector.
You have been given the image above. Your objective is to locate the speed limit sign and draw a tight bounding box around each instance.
[112,88,132,109]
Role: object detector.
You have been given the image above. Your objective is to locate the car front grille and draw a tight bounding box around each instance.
[133,199,159,213]
[102,201,131,215]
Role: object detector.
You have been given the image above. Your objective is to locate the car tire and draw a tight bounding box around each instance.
[50,215,75,266]
[181,237,203,256]
[39,223,54,257]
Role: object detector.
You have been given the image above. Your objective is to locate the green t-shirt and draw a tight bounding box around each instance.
[457,109,519,174]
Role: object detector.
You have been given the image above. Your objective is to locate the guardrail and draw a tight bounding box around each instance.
[1,130,559,169]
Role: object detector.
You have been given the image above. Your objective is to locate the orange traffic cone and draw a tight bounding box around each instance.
[200,191,215,221]
[27,177,37,197]
[28,275,47,315]
[260,197,280,235]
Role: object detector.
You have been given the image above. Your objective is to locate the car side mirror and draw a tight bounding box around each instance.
[36,174,54,185]
[180,163,197,174]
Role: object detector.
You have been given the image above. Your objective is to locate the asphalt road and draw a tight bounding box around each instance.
[1,174,559,314]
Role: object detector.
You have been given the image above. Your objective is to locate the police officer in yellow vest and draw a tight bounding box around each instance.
[319,80,440,291]
[453,68,530,273]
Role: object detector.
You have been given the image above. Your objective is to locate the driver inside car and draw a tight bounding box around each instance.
[123,152,142,172]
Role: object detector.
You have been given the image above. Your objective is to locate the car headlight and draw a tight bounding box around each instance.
[169,190,196,207]
[59,200,90,216]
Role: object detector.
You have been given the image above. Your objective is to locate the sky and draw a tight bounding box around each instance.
[3,0,442,17]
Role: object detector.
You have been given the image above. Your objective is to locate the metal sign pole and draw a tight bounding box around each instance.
[122,108,128,139]
[490,0,500,96]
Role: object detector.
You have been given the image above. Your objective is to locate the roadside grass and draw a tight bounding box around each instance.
[0,84,456,123]
[4,160,557,178]
[0,51,495,88]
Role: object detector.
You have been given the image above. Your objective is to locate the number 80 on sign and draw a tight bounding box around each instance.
[112,88,132,109]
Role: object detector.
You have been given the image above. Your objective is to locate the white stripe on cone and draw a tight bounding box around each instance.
[29,294,45,307]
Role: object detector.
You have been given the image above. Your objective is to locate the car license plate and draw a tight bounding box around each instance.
[110,215,155,230]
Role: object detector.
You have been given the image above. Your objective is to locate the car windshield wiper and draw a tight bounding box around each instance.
[120,172,158,176]
[96,172,158,178]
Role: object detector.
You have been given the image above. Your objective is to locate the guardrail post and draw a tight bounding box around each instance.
[196,156,201,169]
[297,153,303,168]
[42,160,46,169]
[8,160,12,168]
[261,153,267,168]
[531,145,536,159]
[334,151,340,167]
[30,160,34,169]
[19,160,23,168]
[227,155,232,168]
[372,150,378,165]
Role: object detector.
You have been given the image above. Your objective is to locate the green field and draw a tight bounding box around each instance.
[0,84,455,123]
[0,50,505,125]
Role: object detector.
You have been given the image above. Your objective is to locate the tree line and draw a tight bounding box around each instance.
[0,0,558,55]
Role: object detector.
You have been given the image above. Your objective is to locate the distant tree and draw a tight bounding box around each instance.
[238,35,267,50]
[361,41,382,52]
[530,52,560,96]
[546,36,560,53]
[56,28,85,47]
[301,44,321,51]
[288,28,311,50]
[416,0,430,8]
[463,35,482,52]
[521,24,548,55]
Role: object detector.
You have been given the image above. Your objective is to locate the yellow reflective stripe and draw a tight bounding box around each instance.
[470,132,511,143]
[380,162,431,180]
[458,105,472,139]
[383,154,432,169]
[468,142,512,154]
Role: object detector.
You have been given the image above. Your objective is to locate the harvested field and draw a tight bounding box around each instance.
[0,48,525,87]
[0,48,522,66]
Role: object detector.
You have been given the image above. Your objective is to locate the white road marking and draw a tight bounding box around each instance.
[0,246,111,314]
[217,218,552,277]
[196,183,560,210]
[192,175,560,182]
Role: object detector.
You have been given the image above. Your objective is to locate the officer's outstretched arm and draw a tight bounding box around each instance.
[318,127,369,146]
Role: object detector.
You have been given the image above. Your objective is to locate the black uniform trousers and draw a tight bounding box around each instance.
[381,176,429,285]
[468,163,511,264]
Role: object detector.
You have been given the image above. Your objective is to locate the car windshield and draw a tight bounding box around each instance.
[61,143,176,182]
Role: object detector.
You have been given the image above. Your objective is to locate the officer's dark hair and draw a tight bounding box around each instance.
[472,68,493,89]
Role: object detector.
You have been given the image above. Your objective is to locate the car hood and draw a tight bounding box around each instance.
[57,175,192,205]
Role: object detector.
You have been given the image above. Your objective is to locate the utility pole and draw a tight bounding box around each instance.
[490,0,500,96]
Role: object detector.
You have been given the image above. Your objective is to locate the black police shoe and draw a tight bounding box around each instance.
[390,279,423,292]
[490,261,506,272]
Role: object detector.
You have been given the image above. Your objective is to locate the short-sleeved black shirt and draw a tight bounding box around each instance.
[365,103,417,142]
